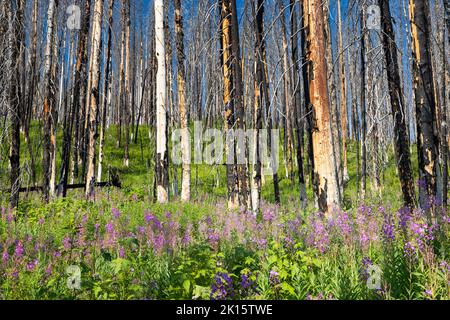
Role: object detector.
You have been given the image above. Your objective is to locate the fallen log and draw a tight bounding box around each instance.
[3,168,122,194]
[3,178,121,194]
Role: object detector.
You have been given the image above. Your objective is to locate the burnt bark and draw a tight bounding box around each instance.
[378,0,416,207]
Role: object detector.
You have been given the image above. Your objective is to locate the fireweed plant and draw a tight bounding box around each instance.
[0,193,448,300]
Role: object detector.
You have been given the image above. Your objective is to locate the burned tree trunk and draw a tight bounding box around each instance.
[42,0,58,203]
[230,0,249,207]
[97,0,115,183]
[300,0,315,190]
[250,0,265,212]
[360,6,367,200]
[85,0,104,198]
[24,0,39,187]
[337,0,349,183]
[64,0,91,192]
[220,0,239,208]
[175,0,191,202]
[409,0,440,211]
[378,0,416,208]
[8,0,24,208]
[290,0,307,208]
[305,0,341,215]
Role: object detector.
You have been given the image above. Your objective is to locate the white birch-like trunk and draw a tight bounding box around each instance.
[155,0,169,203]
[85,0,104,197]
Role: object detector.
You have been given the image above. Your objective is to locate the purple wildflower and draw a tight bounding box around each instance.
[269,270,280,286]
[26,259,39,272]
[112,207,121,219]
[63,236,71,250]
[14,241,24,259]
[2,250,9,263]
[381,215,395,241]
[262,208,275,222]
[211,272,234,300]
[404,241,417,258]
[119,246,125,258]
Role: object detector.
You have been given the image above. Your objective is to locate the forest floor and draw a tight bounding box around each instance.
[0,124,448,300]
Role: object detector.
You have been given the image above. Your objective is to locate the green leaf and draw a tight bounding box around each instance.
[183,280,191,294]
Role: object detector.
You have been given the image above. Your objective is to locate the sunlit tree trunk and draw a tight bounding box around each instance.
[305,0,340,215]
[85,0,104,198]
[123,0,131,167]
[155,0,169,203]
[97,0,115,183]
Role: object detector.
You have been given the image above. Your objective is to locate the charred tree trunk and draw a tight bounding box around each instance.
[378,0,416,208]
[42,0,58,203]
[230,0,249,207]
[221,0,239,208]
[300,0,315,190]
[250,0,265,212]
[24,0,39,187]
[175,0,191,202]
[68,0,91,188]
[337,0,349,183]
[8,0,24,208]
[290,0,307,208]
[409,0,440,213]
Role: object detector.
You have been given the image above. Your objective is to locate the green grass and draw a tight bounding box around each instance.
[0,121,427,212]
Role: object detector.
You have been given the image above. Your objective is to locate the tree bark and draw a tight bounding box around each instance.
[378,0,416,208]
[305,0,341,215]
[155,0,169,203]
[68,0,91,188]
[220,0,239,208]
[42,0,58,203]
[360,6,367,200]
[85,0,104,198]
[337,0,349,183]
[123,0,131,167]
[290,0,307,208]
[300,0,315,191]
[409,0,440,213]
[175,0,191,202]
[8,0,24,208]
[97,0,115,183]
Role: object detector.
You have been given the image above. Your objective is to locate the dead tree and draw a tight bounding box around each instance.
[42,0,58,203]
[305,0,341,215]
[378,0,416,207]
[85,0,104,198]
[409,0,440,213]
